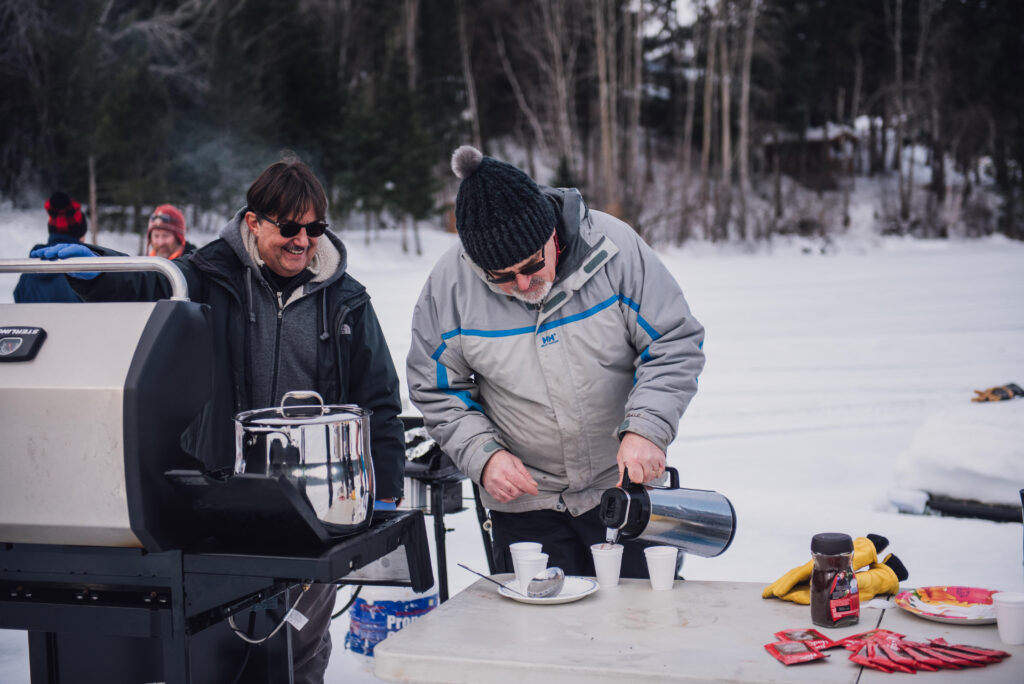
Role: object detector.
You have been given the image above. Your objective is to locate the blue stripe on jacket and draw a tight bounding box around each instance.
[432,293,662,411]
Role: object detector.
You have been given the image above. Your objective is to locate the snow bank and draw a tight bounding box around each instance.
[896,401,1024,507]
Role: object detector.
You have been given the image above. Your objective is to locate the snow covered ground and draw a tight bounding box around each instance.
[1,206,1023,682]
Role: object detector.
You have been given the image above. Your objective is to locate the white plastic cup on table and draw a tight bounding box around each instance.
[993,591,1024,645]
[515,551,549,595]
[509,542,543,586]
[644,546,679,591]
[591,543,624,588]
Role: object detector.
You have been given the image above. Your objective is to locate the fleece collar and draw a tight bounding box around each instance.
[218,207,347,308]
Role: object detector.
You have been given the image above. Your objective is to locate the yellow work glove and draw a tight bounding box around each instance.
[856,563,899,602]
[778,585,810,604]
[971,383,1023,402]
[761,559,813,599]
[860,553,908,601]
[767,553,908,605]
[775,562,899,605]
[762,535,883,599]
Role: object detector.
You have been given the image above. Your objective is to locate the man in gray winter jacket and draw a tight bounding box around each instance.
[407,146,705,578]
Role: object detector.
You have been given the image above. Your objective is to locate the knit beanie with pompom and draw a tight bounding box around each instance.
[45,191,88,239]
[450,145,554,271]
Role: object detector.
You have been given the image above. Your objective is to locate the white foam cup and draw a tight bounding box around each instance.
[509,542,543,587]
[994,591,1024,645]
[644,546,679,591]
[515,552,549,595]
[591,543,624,588]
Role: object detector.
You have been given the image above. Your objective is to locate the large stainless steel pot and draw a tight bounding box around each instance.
[234,391,375,534]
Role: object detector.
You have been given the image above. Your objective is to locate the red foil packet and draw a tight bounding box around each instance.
[850,645,894,673]
[901,644,945,670]
[866,643,915,673]
[903,642,978,668]
[835,628,905,650]
[929,638,1010,662]
[876,644,918,674]
[937,643,1009,658]
[764,640,827,665]
[773,628,840,651]
[927,642,1000,665]
[894,644,939,672]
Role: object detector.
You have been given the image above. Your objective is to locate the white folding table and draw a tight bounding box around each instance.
[373,578,1023,683]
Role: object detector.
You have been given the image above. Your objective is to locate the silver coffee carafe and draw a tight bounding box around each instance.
[598,467,736,557]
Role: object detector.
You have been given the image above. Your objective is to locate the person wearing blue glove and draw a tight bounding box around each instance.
[66,157,405,684]
[14,191,97,302]
[29,242,100,280]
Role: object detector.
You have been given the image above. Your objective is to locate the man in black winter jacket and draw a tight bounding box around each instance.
[35,158,405,684]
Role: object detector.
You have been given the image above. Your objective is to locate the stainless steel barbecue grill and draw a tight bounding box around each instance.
[0,257,433,684]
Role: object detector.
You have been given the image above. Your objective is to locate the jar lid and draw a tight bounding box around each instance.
[811,532,853,554]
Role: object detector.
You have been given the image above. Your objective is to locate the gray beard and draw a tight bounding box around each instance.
[508,279,553,305]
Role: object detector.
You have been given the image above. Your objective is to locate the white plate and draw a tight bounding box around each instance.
[497,576,599,605]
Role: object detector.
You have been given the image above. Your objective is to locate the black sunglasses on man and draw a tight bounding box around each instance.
[486,243,547,284]
[252,210,328,238]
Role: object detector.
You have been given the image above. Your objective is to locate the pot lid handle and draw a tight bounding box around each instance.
[280,390,326,416]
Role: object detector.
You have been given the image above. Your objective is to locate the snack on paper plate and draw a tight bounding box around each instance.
[894,586,997,624]
[764,640,827,665]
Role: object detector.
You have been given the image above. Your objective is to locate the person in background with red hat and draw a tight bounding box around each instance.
[14,191,89,303]
[146,204,196,259]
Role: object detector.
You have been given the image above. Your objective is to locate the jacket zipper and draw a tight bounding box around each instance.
[269,290,284,403]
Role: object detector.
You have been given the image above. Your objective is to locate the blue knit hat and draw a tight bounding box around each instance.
[451,146,554,271]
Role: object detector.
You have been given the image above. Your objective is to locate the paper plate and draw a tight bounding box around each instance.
[894,586,997,625]
[498,576,599,605]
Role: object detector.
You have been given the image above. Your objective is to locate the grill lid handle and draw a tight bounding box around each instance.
[0,256,189,301]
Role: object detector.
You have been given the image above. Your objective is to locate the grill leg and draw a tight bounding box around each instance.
[431,483,449,602]
[28,631,57,683]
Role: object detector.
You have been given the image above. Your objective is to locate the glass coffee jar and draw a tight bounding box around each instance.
[810,532,860,628]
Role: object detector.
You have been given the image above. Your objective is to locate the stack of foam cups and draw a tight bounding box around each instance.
[509,542,546,594]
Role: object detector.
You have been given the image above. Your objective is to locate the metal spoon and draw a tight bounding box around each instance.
[527,565,565,598]
[457,563,566,598]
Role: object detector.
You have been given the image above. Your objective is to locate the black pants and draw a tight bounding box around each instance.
[490,506,652,579]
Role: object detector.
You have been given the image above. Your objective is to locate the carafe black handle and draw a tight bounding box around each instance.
[622,466,680,490]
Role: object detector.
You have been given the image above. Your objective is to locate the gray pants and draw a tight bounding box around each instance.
[291,583,336,684]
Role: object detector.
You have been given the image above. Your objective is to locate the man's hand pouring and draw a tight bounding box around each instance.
[481,450,539,503]
[616,432,667,485]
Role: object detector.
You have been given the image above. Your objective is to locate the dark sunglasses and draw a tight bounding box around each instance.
[486,244,547,284]
[254,210,328,238]
[150,213,178,225]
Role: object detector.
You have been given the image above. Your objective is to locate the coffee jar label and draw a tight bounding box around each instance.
[829,571,860,622]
